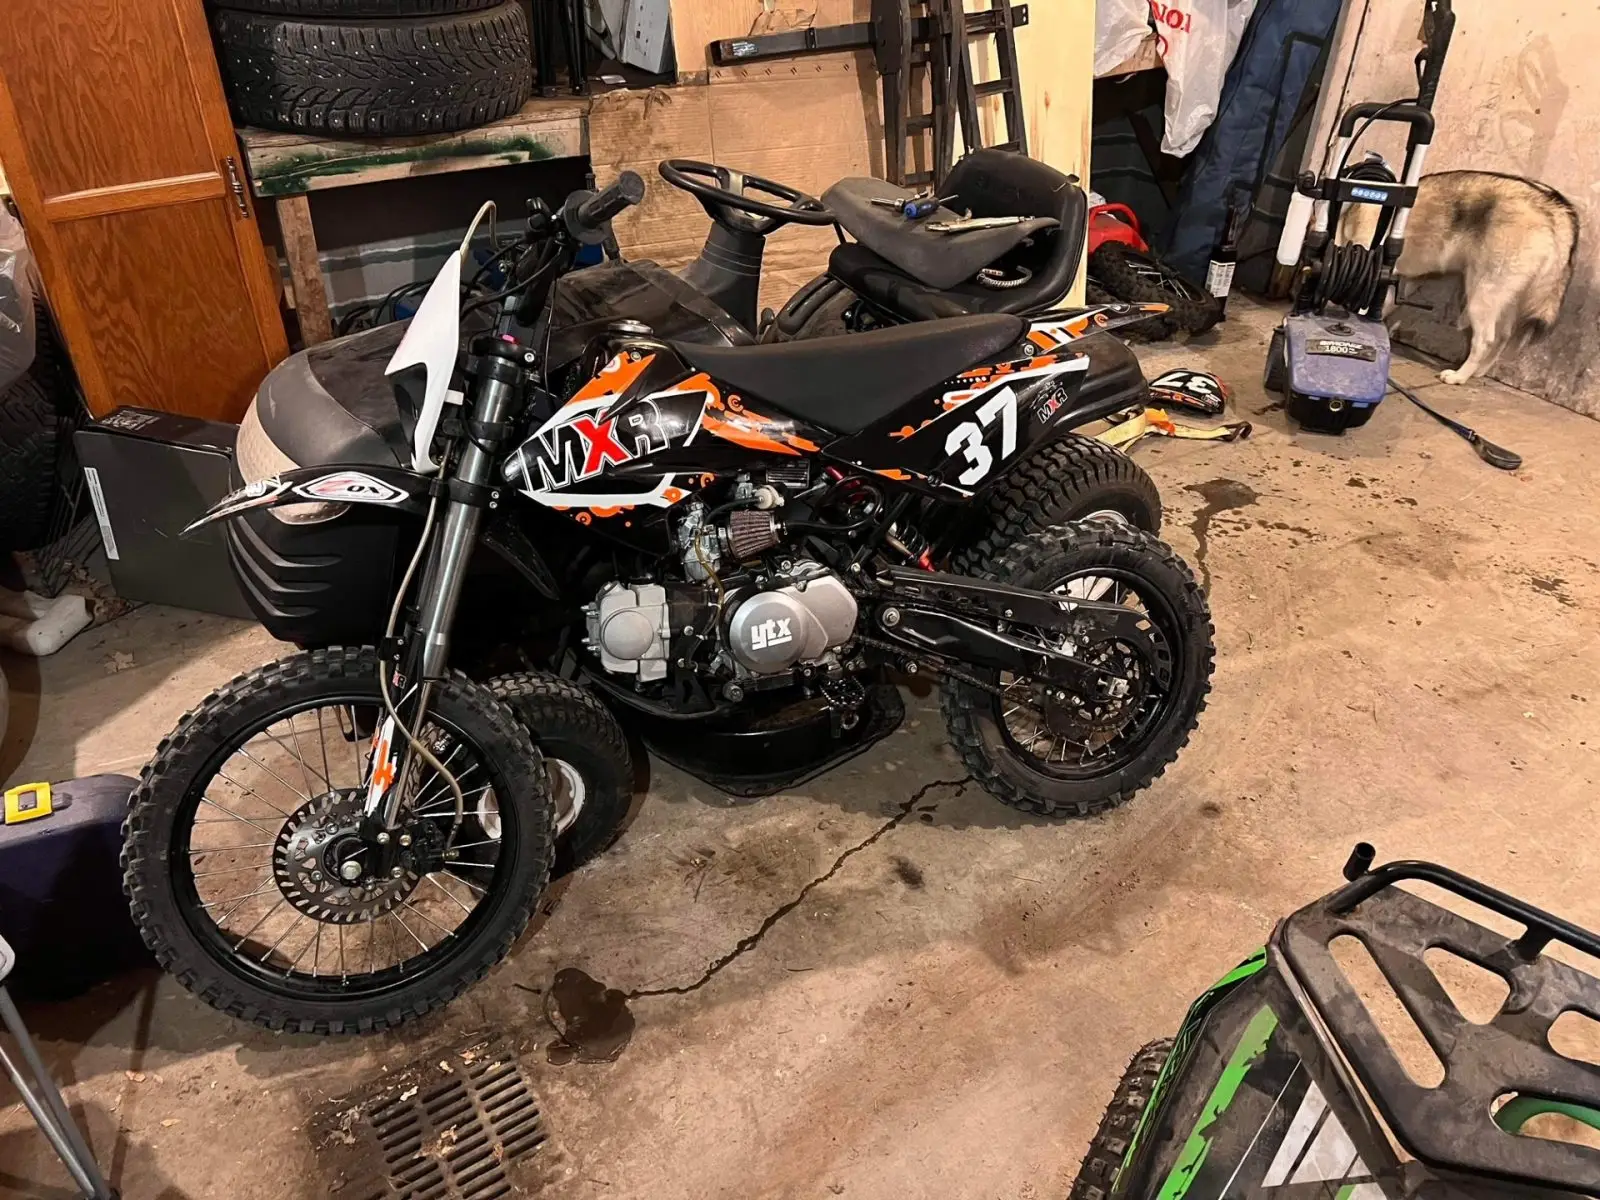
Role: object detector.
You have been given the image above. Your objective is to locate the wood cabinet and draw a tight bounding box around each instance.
[0,0,287,421]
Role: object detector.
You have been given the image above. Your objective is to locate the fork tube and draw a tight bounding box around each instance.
[415,371,517,681]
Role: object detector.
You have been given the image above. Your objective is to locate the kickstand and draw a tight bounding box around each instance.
[0,936,117,1199]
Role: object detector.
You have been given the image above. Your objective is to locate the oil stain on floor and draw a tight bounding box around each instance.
[545,968,636,1065]
[1186,478,1261,594]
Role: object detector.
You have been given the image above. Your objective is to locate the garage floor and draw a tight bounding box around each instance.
[3,300,1598,1200]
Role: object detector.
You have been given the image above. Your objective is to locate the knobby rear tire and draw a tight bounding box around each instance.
[942,523,1214,818]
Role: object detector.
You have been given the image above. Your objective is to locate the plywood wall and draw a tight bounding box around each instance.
[1322,0,1598,417]
[593,0,1093,314]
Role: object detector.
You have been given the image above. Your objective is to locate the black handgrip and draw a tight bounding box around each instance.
[572,171,645,234]
[1337,101,1435,144]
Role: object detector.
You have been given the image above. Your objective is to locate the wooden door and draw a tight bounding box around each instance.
[0,0,287,421]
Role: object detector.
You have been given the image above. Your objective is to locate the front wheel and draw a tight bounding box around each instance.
[942,523,1214,818]
[123,646,555,1035]
[1069,1038,1174,1200]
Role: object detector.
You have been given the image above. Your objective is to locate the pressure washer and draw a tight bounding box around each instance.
[1265,0,1454,434]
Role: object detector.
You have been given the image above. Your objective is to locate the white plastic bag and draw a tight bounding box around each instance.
[1095,0,1155,77]
[1155,0,1257,156]
[0,206,37,392]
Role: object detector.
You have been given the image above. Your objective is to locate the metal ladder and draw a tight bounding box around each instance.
[707,0,1031,190]
[889,0,1030,188]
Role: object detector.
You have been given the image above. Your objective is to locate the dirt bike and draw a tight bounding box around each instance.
[1073,845,1600,1199]
[123,170,1214,1034]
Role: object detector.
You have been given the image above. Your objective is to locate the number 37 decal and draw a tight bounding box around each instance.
[945,387,1019,486]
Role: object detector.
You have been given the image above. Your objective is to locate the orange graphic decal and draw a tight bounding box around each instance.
[874,468,915,481]
[575,512,592,525]
[568,352,656,405]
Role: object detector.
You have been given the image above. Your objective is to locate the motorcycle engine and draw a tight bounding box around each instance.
[724,561,858,674]
[586,562,858,682]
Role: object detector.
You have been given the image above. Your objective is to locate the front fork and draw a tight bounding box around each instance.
[365,340,529,833]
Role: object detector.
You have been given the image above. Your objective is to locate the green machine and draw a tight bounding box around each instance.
[1074,846,1600,1199]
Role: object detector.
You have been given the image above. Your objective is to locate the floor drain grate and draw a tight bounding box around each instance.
[347,1051,549,1200]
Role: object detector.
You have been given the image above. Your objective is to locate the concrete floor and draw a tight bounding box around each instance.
[2,299,1598,1199]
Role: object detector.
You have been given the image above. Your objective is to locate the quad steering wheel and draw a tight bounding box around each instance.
[659,159,835,236]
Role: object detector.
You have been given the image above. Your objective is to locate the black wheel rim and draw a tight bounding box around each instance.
[172,692,520,1003]
[992,565,1184,779]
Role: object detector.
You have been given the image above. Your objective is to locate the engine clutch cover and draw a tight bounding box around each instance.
[726,565,857,673]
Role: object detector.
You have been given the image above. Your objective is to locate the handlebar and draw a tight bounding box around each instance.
[564,171,646,244]
[1336,101,1435,145]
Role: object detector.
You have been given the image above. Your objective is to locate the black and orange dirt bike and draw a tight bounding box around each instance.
[122,171,1214,1034]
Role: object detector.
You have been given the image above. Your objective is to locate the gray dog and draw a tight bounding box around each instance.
[1343,170,1579,384]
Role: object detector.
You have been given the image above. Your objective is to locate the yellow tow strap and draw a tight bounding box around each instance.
[1098,407,1253,449]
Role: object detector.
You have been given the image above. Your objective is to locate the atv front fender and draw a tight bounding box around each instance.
[184,464,432,535]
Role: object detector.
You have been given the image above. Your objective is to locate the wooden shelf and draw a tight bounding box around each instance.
[234,97,591,347]
[236,96,590,199]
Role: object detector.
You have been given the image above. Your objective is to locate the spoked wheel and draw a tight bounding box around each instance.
[1089,243,1221,338]
[942,523,1214,817]
[123,647,555,1034]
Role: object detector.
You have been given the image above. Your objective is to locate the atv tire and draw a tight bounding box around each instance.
[1089,243,1221,339]
[215,0,500,15]
[488,672,634,875]
[1069,1039,1174,1200]
[942,523,1214,818]
[950,434,1161,575]
[0,371,61,553]
[210,2,534,137]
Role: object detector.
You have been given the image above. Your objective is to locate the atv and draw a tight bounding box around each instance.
[1074,845,1600,1199]
[122,171,1213,1033]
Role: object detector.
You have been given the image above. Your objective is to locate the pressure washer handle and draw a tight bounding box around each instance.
[1336,101,1435,145]
[1416,0,1455,110]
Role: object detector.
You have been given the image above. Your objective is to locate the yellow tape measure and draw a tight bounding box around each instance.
[3,781,53,824]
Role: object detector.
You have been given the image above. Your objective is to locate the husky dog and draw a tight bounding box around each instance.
[1342,170,1579,384]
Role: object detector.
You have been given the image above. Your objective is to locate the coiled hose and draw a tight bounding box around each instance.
[1314,241,1383,312]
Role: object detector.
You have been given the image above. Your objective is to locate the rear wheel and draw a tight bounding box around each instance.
[950,435,1162,575]
[123,646,555,1034]
[1069,1039,1174,1200]
[942,524,1213,818]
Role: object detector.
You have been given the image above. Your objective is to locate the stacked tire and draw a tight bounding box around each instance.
[208,0,534,137]
[0,312,78,554]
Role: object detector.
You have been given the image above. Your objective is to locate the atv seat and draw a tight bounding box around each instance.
[824,150,1089,320]
[673,313,1027,435]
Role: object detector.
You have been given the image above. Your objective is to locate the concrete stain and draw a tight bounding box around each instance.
[545,968,635,1065]
[890,857,925,890]
[1529,575,1578,608]
[1185,479,1260,594]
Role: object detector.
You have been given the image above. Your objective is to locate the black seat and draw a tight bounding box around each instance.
[673,313,1027,435]
[252,321,417,470]
[828,150,1089,319]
